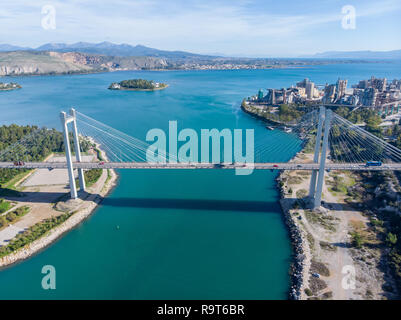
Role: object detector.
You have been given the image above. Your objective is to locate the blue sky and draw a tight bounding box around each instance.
[1,0,400,57]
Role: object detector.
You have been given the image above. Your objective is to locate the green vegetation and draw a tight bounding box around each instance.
[109,79,167,90]
[386,233,398,246]
[304,288,313,296]
[0,82,21,91]
[0,125,91,190]
[351,231,364,249]
[0,211,72,258]
[277,104,304,122]
[84,169,103,188]
[0,206,30,231]
[304,210,337,232]
[0,198,12,214]
[336,107,382,134]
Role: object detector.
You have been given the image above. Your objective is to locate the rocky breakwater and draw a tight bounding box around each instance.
[277,174,305,300]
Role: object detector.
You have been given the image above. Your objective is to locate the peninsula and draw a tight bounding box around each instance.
[108,79,168,91]
[0,125,117,267]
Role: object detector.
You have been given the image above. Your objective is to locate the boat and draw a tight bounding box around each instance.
[266,126,275,131]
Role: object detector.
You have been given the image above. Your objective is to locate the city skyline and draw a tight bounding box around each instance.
[1,0,400,57]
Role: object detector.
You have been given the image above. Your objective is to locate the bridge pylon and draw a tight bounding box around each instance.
[308,107,332,209]
[60,108,86,199]
[308,106,325,200]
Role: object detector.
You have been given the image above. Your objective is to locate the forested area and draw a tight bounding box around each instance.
[0,125,91,186]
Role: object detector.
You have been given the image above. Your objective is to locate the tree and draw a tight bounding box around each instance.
[386,233,398,246]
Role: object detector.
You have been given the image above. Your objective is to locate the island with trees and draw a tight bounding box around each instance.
[0,82,21,91]
[108,79,168,91]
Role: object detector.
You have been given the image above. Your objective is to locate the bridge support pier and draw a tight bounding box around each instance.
[70,108,86,192]
[313,109,332,209]
[60,111,78,199]
[309,106,325,200]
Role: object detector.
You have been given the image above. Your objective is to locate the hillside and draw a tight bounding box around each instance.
[0,51,169,76]
[0,51,92,76]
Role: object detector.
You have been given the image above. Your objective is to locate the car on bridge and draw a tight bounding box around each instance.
[365,161,382,167]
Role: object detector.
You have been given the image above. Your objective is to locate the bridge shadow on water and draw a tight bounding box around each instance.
[0,188,282,214]
[100,197,282,213]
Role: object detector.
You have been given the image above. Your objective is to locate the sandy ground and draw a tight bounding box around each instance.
[280,152,386,300]
[0,151,117,267]
[22,155,94,186]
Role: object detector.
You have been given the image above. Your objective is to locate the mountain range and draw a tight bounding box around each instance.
[0,42,216,60]
[1,42,400,60]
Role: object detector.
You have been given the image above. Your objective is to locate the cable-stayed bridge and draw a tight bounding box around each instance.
[1,107,401,209]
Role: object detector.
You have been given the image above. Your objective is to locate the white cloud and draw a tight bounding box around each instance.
[0,0,400,56]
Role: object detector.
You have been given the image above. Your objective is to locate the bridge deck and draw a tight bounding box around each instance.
[1,162,401,171]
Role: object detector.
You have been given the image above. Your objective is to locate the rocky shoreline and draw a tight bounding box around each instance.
[276,167,306,300]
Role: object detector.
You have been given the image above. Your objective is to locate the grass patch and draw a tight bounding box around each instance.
[307,232,315,251]
[311,260,330,277]
[288,176,303,185]
[0,211,72,258]
[296,189,308,199]
[85,169,102,187]
[0,198,12,214]
[75,169,103,189]
[0,206,30,231]
[304,288,313,296]
[304,210,337,232]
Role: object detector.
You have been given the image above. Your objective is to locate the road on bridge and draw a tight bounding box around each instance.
[1,162,401,171]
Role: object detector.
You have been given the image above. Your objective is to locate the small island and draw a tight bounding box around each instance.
[0,82,22,91]
[108,79,168,91]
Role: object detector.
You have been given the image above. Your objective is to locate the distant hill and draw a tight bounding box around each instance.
[0,42,217,60]
[308,50,401,60]
[0,44,31,51]
[0,51,168,76]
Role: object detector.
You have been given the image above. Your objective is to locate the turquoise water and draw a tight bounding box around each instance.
[0,62,400,299]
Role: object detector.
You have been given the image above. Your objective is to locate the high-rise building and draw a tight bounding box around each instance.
[306,82,314,99]
[323,84,336,103]
[362,88,377,106]
[269,89,276,105]
[257,89,264,100]
[336,79,348,99]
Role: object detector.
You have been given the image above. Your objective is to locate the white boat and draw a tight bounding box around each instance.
[266,126,275,131]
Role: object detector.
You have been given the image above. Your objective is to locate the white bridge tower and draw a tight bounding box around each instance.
[60,108,86,199]
[309,106,332,209]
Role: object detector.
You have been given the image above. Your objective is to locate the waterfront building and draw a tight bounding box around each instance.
[336,79,348,99]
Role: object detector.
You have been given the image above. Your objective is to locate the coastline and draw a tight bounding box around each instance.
[276,152,309,300]
[0,168,118,269]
